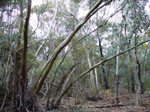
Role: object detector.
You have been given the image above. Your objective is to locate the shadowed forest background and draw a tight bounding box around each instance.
[0,0,150,111]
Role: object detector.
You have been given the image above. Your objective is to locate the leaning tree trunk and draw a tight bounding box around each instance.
[34,0,106,95]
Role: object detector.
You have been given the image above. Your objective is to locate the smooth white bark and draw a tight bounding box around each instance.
[86,49,95,94]
[114,0,120,104]
[93,56,99,91]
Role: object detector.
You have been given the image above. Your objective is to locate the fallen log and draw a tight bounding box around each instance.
[80,104,126,109]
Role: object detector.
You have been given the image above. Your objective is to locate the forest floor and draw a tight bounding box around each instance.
[1,89,150,111]
[39,89,150,112]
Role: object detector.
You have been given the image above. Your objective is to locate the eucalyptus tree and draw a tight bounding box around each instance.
[122,0,149,90]
[110,0,149,105]
[52,0,134,108]
[35,0,117,108]
[0,0,30,111]
[96,18,110,90]
[0,0,32,111]
[1,0,150,111]
[131,0,149,105]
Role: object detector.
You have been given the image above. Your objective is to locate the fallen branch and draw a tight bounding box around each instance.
[87,104,125,108]
[68,104,126,109]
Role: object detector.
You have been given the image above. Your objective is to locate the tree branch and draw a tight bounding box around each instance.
[58,39,150,103]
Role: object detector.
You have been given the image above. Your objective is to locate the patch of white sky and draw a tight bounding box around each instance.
[146,2,150,14]
[32,0,42,7]
[29,0,150,53]
[31,0,150,25]
[30,0,43,38]
[30,0,150,39]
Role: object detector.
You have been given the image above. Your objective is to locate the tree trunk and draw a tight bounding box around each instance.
[137,60,144,94]
[114,0,120,104]
[132,0,141,106]
[86,49,96,95]
[11,0,23,109]
[11,0,32,111]
[115,44,119,104]
[20,0,31,110]
[93,56,99,91]
[128,51,135,93]
[98,38,108,89]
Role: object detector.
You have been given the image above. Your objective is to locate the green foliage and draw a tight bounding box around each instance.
[73,0,82,3]
[27,51,37,66]
[32,1,55,14]
[0,0,16,8]
[35,67,43,75]
[87,0,97,9]
[143,74,150,91]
